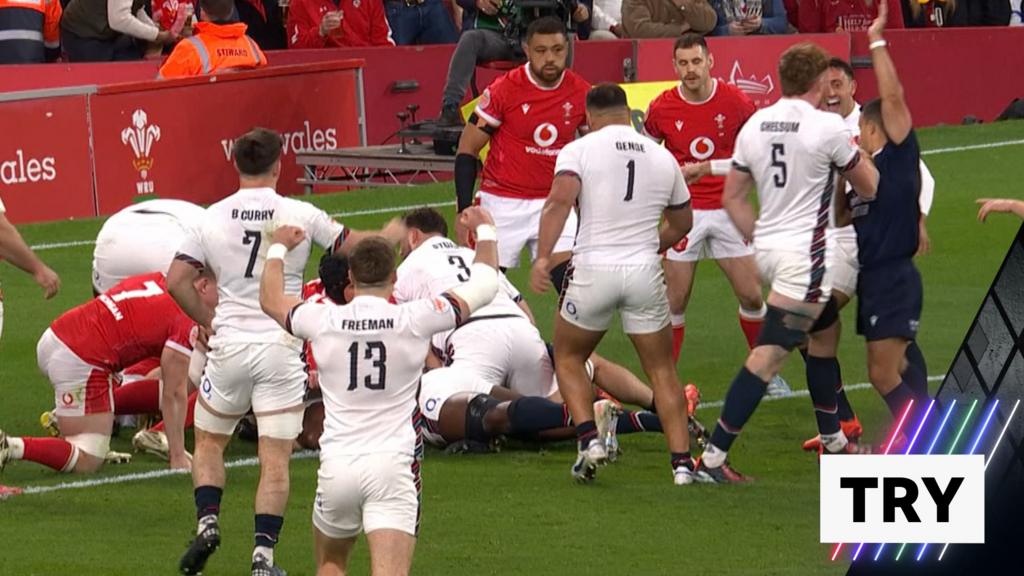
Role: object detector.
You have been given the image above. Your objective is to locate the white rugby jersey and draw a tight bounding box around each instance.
[733,98,859,252]
[177,187,345,345]
[554,124,690,266]
[394,235,526,319]
[833,105,934,245]
[288,294,461,456]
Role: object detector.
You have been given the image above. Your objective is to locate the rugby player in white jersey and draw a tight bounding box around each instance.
[92,199,206,295]
[799,56,938,452]
[89,198,208,457]
[531,84,699,485]
[696,43,880,482]
[259,207,502,576]
[167,128,403,576]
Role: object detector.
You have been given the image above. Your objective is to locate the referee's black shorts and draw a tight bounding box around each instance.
[856,259,922,342]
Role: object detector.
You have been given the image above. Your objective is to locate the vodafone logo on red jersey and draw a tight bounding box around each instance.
[533,123,559,148]
[689,137,716,161]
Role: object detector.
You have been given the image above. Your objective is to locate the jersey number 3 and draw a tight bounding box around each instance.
[348,341,387,391]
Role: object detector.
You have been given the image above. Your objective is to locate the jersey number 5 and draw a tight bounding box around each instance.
[771,144,787,187]
[242,231,262,278]
[348,341,387,391]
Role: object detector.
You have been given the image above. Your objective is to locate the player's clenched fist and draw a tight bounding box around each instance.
[458,206,496,231]
[529,257,552,294]
[272,225,306,249]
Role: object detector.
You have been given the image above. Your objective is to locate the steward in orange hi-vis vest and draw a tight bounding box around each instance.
[158,20,266,78]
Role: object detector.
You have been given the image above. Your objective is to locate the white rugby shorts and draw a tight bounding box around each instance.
[828,233,859,299]
[37,328,118,417]
[756,249,833,304]
[559,263,670,335]
[477,192,577,269]
[665,209,755,263]
[199,342,306,417]
[313,452,420,539]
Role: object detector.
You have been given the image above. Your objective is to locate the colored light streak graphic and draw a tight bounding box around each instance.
[926,400,957,456]
[936,398,1018,562]
[947,399,978,455]
[905,399,935,454]
[838,401,914,562]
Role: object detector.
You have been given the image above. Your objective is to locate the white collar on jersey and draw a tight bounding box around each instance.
[235,186,277,195]
[676,78,718,106]
[525,65,566,91]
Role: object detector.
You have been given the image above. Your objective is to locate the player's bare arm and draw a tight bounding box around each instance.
[977,198,1024,221]
[167,257,213,328]
[160,344,192,470]
[834,176,853,227]
[843,149,880,201]
[259,225,307,329]
[335,217,407,256]
[868,2,912,145]
[0,212,60,299]
[658,203,694,253]
[721,167,757,243]
[530,173,580,293]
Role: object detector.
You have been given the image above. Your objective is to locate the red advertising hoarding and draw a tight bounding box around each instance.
[0,95,95,224]
[89,61,363,215]
[636,34,851,108]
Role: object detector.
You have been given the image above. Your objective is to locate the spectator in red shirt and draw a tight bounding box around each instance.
[798,0,903,32]
[287,0,395,48]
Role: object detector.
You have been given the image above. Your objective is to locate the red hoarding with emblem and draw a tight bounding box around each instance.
[0,95,95,224]
[89,61,364,216]
[636,34,851,109]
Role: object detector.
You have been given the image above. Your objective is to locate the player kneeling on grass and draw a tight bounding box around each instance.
[531,84,699,485]
[260,207,501,576]
[0,271,216,475]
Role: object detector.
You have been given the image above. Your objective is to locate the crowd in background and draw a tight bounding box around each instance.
[0,0,1021,65]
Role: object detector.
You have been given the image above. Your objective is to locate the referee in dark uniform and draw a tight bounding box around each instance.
[837,1,929,438]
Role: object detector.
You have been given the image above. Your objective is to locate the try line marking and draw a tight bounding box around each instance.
[26,138,1024,254]
[10,376,945,497]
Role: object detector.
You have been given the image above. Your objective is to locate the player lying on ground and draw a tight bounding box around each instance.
[644,33,790,397]
[0,271,216,475]
[421,352,708,455]
[260,207,502,576]
[532,84,700,485]
[697,42,880,482]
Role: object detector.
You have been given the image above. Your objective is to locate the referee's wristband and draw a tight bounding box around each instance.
[869,39,887,50]
[475,225,498,242]
[267,243,288,261]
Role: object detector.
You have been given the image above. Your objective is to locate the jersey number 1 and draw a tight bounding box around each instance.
[348,341,387,391]
[242,231,262,278]
[623,159,636,202]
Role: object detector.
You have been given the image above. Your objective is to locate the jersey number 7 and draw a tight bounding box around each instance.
[242,231,262,278]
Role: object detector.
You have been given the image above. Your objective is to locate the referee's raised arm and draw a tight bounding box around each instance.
[867,1,912,145]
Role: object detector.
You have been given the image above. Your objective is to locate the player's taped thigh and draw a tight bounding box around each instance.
[755,305,813,351]
[809,296,840,334]
[194,401,244,436]
[65,433,111,459]
[255,409,304,440]
[465,394,502,443]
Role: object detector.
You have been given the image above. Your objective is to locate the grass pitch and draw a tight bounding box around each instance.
[0,122,1022,575]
